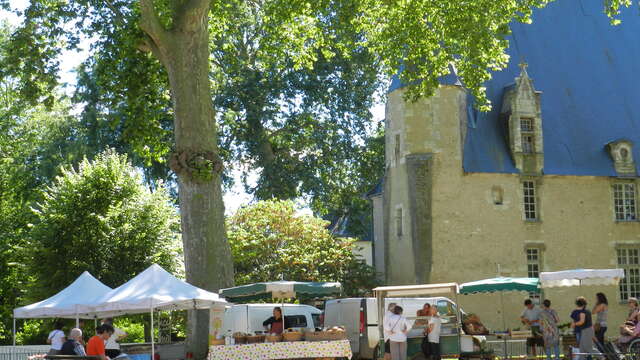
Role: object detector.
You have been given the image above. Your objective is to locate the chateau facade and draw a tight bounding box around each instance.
[369,0,640,331]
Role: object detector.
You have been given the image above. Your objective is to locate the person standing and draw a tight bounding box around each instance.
[418,303,431,358]
[47,321,66,355]
[520,299,542,358]
[539,300,560,360]
[60,328,87,356]
[426,306,442,360]
[592,293,608,344]
[102,318,127,358]
[571,296,594,360]
[384,305,411,360]
[87,324,115,360]
[383,302,398,360]
[263,307,289,335]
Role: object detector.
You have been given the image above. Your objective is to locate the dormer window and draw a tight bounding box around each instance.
[500,62,544,175]
[621,148,630,161]
[521,118,535,154]
[607,139,636,177]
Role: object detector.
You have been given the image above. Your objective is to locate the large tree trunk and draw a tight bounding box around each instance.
[139,1,235,358]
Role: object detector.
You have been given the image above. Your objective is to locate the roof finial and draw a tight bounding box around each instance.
[519,60,529,78]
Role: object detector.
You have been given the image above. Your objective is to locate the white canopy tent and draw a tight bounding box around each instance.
[14,271,112,319]
[539,268,625,288]
[12,271,112,349]
[77,264,228,358]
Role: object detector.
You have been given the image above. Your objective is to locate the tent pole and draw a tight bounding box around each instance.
[151,307,155,360]
[500,292,508,359]
[500,292,506,331]
[12,316,16,360]
[455,290,462,356]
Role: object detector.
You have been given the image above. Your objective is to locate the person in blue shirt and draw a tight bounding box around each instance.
[571,297,594,360]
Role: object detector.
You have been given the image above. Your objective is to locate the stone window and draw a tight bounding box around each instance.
[613,183,637,221]
[394,134,401,166]
[520,118,535,154]
[526,248,541,301]
[395,207,403,237]
[617,248,640,300]
[522,181,537,220]
[492,186,504,205]
[526,248,540,278]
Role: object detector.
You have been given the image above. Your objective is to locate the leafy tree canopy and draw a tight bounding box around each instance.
[27,149,182,298]
[2,0,632,354]
[227,199,378,296]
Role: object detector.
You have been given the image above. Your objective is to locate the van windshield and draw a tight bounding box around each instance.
[311,313,321,328]
[436,299,457,317]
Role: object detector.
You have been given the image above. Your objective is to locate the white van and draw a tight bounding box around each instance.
[324,297,462,359]
[221,303,322,335]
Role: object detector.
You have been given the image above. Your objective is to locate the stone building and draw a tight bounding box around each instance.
[369,0,640,331]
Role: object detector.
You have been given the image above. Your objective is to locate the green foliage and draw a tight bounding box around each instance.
[14,319,47,345]
[212,0,381,205]
[114,317,146,343]
[27,149,182,296]
[354,0,554,110]
[312,125,385,238]
[227,200,378,296]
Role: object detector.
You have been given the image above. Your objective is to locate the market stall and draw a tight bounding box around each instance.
[373,283,492,360]
[12,271,113,357]
[460,277,540,359]
[77,264,227,359]
[212,281,349,360]
[539,268,625,357]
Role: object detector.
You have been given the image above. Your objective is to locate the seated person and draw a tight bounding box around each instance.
[618,320,640,348]
[87,324,115,360]
[60,328,86,356]
[263,307,291,334]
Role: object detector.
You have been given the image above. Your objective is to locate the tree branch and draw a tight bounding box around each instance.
[137,36,169,69]
[182,0,212,14]
[173,0,212,30]
[138,0,168,43]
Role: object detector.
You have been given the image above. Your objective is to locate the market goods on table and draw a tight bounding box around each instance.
[265,334,283,342]
[282,331,304,342]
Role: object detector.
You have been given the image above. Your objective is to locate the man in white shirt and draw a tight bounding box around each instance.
[383,302,397,360]
[47,321,66,355]
[426,306,442,360]
[102,318,127,358]
[520,299,543,358]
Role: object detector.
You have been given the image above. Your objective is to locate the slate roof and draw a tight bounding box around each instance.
[462,0,640,176]
[391,0,640,176]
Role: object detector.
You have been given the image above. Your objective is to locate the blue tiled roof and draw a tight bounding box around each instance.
[365,178,384,198]
[462,0,640,176]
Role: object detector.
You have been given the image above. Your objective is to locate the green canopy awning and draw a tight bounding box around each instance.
[220,281,342,302]
[459,277,540,294]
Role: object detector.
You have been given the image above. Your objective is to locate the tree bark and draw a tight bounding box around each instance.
[139,1,235,358]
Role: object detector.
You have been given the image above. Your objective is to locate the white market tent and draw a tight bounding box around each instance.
[539,268,625,288]
[77,264,226,316]
[14,271,112,319]
[12,271,112,348]
[77,264,228,358]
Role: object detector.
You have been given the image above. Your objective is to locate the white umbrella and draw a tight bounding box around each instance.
[539,268,624,288]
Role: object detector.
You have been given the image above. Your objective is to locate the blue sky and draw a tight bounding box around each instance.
[2,0,385,214]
